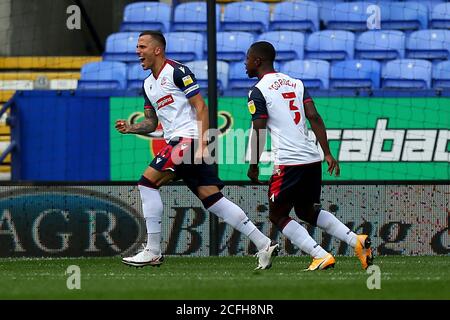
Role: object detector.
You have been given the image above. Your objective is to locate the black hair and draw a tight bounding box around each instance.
[249,41,276,62]
[139,30,166,48]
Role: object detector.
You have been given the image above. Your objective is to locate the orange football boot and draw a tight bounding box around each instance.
[355,234,373,270]
[306,253,336,271]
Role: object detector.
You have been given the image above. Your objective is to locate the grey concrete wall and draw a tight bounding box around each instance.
[2,0,139,56]
[0,0,12,55]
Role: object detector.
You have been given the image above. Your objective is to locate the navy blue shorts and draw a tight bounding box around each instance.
[149,137,224,195]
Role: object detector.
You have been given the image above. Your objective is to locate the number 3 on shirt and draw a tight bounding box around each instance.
[282,92,301,125]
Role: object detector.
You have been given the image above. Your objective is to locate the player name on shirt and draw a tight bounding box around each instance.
[248,72,322,166]
[268,78,297,91]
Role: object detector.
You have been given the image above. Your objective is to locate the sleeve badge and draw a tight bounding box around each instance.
[182,75,193,86]
[248,100,256,114]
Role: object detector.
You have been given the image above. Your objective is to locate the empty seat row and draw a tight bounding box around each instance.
[103,30,450,63]
[231,59,448,90]
[121,2,218,33]
[77,61,229,93]
[322,1,450,31]
[77,59,450,91]
[120,1,450,34]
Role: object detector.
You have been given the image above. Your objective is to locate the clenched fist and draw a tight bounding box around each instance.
[115,119,132,134]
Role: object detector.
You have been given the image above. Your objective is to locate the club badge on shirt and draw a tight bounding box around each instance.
[248,100,256,114]
[161,76,169,87]
[182,75,193,86]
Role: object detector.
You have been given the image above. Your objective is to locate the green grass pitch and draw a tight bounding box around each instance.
[0,256,449,300]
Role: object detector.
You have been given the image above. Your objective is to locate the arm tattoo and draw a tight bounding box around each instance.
[130,109,158,134]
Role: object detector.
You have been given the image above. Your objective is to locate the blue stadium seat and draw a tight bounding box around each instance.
[326,2,378,31]
[355,30,405,60]
[127,63,151,89]
[217,32,255,62]
[280,60,330,89]
[406,30,450,60]
[165,32,204,62]
[257,31,304,61]
[320,0,346,27]
[405,0,444,16]
[432,61,450,89]
[330,60,381,89]
[227,61,280,91]
[379,2,428,30]
[103,32,140,62]
[228,62,257,90]
[430,3,450,29]
[305,31,355,60]
[120,2,171,33]
[222,2,270,33]
[382,59,432,89]
[78,61,127,90]
[172,2,220,32]
[270,1,319,32]
[185,60,229,95]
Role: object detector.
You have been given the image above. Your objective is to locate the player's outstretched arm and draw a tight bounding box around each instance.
[115,108,158,135]
[304,101,340,177]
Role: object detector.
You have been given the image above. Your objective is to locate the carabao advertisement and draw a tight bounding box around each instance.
[110,97,450,181]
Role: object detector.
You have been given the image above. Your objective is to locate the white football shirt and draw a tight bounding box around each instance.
[142,59,200,142]
[248,72,322,165]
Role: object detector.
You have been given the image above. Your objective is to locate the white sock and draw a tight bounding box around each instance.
[283,220,328,259]
[317,210,357,248]
[207,197,270,251]
[138,185,163,255]
[146,232,161,255]
[248,228,271,251]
